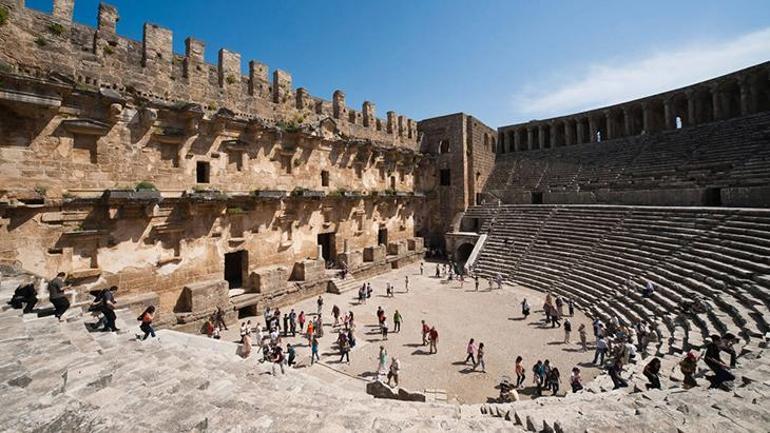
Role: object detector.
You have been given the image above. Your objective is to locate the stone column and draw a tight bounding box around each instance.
[513,128,521,152]
[738,75,750,116]
[550,121,559,147]
[664,97,674,129]
[588,117,597,142]
[538,124,546,149]
[623,108,632,136]
[564,121,572,146]
[604,110,614,140]
[576,119,585,144]
[527,127,534,151]
[686,89,697,126]
[642,102,651,133]
[711,84,722,120]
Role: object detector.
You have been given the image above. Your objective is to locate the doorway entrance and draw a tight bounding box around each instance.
[456,243,475,267]
[317,233,336,264]
[378,227,388,246]
[224,250,248,289]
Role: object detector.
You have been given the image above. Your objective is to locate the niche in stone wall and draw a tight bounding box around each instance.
[72,134,98,164]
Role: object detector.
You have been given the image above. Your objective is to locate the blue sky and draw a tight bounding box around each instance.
[26,0,770,127]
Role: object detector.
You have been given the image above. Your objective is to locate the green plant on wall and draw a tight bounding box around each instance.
[48,23,64,36]
[103,45,114,55]
[290,186,308,197]
[226,75,237,85]
[0,6,9,26]
[34,36,47,47]
[34,186,47,197]
[135,181,157,191]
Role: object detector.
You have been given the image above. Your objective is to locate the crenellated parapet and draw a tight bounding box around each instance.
[498,60,770,153]
[0,0,420,150]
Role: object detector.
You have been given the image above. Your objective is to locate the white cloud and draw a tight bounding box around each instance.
[511,27,770,122]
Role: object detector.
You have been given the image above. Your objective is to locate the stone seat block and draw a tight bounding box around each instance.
[178,280,229,315]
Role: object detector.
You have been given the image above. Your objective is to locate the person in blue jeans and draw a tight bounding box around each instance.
[593,336,608,365]
[137,305,156,340]
[310,336,320,365]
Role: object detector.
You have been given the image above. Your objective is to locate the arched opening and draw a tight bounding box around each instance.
[754,69,770,113]
[456,243,475,267]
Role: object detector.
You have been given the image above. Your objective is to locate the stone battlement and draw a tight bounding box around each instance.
[0,0,419,149]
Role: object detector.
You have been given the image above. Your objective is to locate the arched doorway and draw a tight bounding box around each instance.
[456,243,475,267]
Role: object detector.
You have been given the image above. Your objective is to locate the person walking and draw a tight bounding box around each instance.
[429,327,439,354]
[307,320,314,345]
[378,346,388,374]
[101,286,119,332]
[578,324,588,351]
[593,335,608,365]
[404,275,409,293]
[338,333,351,364]
[316,295,324,315]
[643,357,662,390]
[298,311,306,334]
[387,357,401,387]
[393,310,402,333]
[568,299,575,317]
[289,309,297,336]
[515,356,526,389]
[310,336,320,365]
[608,359,628,389]
[474,275,479,291]
[282,314,289,337]
[464,338,477,365]
[136,305,156,340]
[533,360,545,396]
[286,343,296,367]
[214,306,228,331]
[521,299,530,319]
[332,305,340,327]
[564,318,572,343]
[421,320,430,345]
[240,328,252,358]
[272,346,285,375]
[381,319,389,340]
[474,342,486,373]
[548,367,561,395]
[570,367,583,393]
[679,351,699,389]
[47,272,70,321]
[420,262,424,276]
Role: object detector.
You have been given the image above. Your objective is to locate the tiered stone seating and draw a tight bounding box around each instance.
[488,112,770,195]
[0,273,511,433]
[473,204,770,353]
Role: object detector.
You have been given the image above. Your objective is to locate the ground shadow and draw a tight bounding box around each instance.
[359,371,379,378]
[411,349,431,356]
[547,341,565,345]
[403,343,422,348]
[508,317,527,321]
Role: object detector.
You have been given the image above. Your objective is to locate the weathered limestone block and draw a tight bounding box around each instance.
[218,48,241,88]
[290,259,324,282]
[364,245,386,262]
[97,2,118,34]
[365,380,426,402]
[407,237,424,252]
[249,266,288,294]
[249,61,269,97]
[119,291,159,316]
[272,69,292,104]
[178,280,229,314]
[338,251,363,270]
[387,240,407,256]
[52,0,75,21]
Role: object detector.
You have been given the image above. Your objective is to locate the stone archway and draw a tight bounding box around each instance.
[456,243,475,266]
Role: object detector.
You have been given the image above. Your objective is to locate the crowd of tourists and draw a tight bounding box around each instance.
[6,266,744,395]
